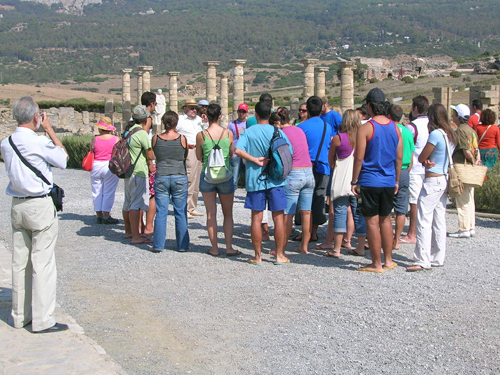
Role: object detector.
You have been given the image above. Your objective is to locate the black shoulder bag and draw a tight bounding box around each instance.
[8,136,65,212]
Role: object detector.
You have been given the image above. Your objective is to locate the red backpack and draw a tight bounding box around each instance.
[108,127,143,178]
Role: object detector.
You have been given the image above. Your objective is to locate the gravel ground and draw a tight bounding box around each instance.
[0,167,499,375]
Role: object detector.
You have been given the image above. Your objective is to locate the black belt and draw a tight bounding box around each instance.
[14,194,49,200]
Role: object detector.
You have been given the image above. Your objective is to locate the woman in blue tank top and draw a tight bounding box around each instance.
[407,104,457,272]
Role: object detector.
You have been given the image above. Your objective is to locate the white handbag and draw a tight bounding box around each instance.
[331,150,354,199]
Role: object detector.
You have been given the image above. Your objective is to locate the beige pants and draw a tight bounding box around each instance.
[186,148,202,213]
[456,186,475,232]
[11,196,58,332]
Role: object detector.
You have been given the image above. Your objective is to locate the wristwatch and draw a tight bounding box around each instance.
[350,181,358,186]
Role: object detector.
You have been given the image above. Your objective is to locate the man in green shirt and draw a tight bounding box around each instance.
[123,105,155,245]
[388,105,415,250]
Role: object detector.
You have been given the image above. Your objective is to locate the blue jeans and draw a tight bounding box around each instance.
[284,168,315,214]
[153,175,189,251]
[333,195,366,236]
[230,156,242,187]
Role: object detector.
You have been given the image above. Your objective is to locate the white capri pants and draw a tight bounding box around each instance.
[91,160,120,213]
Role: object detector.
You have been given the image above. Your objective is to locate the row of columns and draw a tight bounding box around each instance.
[120,59,358,123]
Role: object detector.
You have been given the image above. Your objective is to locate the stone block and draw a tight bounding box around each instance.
[82,111,90,125]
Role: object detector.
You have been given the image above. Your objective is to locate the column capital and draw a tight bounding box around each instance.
[136,71,144,77]
[121,68,133,74]
[338,61,356,69]
[167,71,180,77]
[316,66,330,73]
[230,59,247,67]
[138,65,153,72]
[203,61,220,67]
[218,72,230,78]
[300,58,319,66]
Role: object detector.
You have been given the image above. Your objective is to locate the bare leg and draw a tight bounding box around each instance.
[123,210,131,237]
[311,224,319,242]
[250,210,264,263]
[401,204,417,243]
[353,235,366,256]
[262,223,270,241]
[272,210,288,263]
[202,192,218,256]
[359,215,384,272]
[299,210,311,254]
[316,204,334,249]
[144,196,156,235]
[393,214,406,250]
[219,193,238,255]
[380,215,396,268]
[129,210,144,243]
[344,205,354,247]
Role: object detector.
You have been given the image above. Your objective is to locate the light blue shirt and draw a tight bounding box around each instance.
[236,124,292,192]
[426,129,454,175]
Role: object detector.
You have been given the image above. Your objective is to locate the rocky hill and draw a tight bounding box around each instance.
[21,0,101,14]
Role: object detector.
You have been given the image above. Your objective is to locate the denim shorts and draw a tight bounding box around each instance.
[245,186,287,212]
[333,195,366,236]
[284,168,315,214]
[199,172,235,195]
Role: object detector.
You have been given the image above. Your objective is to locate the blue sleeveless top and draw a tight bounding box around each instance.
[359,119,399,188]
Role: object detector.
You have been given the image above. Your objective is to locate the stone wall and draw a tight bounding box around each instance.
[0,107,107,141]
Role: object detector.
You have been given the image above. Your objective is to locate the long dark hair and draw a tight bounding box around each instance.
[428,104,457,145]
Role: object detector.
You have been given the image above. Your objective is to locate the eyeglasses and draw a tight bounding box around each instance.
[187,106,197,110]
[238,110,247,113]
[299,109,307,113]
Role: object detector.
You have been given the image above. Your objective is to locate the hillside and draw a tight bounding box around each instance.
[1,0,500,84]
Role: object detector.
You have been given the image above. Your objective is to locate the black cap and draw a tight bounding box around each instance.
[363,88,386,103]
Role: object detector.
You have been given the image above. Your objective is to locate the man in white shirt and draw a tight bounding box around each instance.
[1,96,68,333]
[400,95,429,244]
[176,98,204,217]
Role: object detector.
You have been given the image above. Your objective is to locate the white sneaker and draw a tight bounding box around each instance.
[447,231,470,238]
[469,229,476,237]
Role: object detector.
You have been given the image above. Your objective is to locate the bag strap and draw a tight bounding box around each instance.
[8,136,51,185]
[233,121,240,139]
[313,121,327,168]
[206,128,225,149]
[439,130,454,176]
[126,127,146,169]
[479,125,491,144]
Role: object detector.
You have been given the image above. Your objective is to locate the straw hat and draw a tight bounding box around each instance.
[96,116,116,131]
[182,98,199,107]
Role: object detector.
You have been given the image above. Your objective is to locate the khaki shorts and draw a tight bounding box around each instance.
[123,175,149,211]
[409,173,424,205]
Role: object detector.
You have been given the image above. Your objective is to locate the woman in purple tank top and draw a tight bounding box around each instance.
[324,110,366,258]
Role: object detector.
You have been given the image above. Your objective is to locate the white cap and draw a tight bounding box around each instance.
[451,104,470,119]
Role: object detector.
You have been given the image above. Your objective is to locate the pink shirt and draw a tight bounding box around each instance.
[94,136,118,161]
[282,126,312,169]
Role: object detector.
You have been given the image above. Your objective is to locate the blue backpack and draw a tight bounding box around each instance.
[259,126,293,182]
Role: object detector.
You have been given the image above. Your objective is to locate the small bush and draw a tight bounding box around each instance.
[402,76,415,84]
[475,163,500,213]
[450,71,462,78]
[72,87,99,93]
[369,78,379,83]
[463,76,472,82]
[38,98,105,112]
[61,134,93,168]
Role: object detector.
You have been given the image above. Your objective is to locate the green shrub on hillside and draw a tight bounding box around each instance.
[402,76,415,84]
[61,135,93,168]
[38,99,105,112]
[475,163,500,213]
[450,71,462,78]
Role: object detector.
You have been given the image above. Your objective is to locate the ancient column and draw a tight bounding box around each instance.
[218,72,229,127]
[316,66,329,98]
[136,71,143,104]
[339,61,356,113]
[290,97,300,121]
[168,72,180,113]
[121,68,133,125]
[105,98,114,131]
[300,58,319,102]
[203,61,219,103]
[139,66,153,94]
[230,59,247,117]
[433,87,453,119]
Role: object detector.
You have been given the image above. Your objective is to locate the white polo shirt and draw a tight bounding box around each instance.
[176,113,203,146]
[1,127,67,197]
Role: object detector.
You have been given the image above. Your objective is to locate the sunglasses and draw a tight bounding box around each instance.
[238,110,247,113]
[299,109,307,113]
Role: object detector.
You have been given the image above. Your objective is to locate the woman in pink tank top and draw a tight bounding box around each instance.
[90,117,119,224]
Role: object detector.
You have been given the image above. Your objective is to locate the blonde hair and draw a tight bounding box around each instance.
[340,109,361,147]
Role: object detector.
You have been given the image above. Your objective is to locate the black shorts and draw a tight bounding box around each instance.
[358,186,395,217]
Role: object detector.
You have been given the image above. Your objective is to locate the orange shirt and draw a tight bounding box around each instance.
[468,111,481,130]
[476,124,500,149]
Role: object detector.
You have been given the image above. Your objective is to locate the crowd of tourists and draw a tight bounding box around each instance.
[1,90,494,331]
[80,88,493,271]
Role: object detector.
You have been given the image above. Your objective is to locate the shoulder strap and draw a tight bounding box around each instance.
[479,125,491,144]
[313,121,328,167]
[206,128,225,148]
[233,121,240,139]
[439,129,454,172]
[8,136,51,185]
